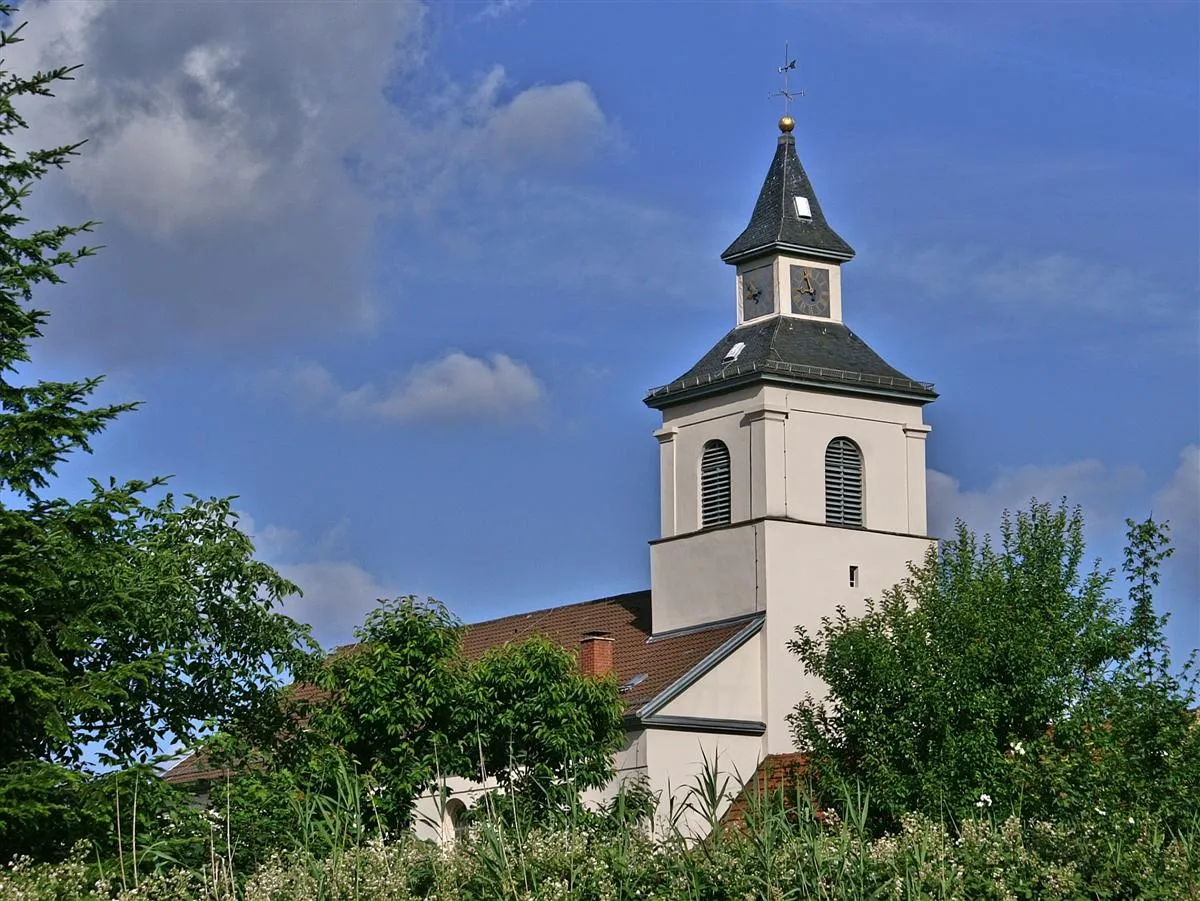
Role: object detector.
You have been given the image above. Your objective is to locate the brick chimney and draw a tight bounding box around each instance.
[579,631,615,678]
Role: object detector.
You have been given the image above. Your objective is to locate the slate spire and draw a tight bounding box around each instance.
[721,118,855,265]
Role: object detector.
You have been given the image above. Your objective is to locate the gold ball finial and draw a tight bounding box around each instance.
[778,115,795,134]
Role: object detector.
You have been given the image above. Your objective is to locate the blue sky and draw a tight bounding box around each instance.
[12,1,1198,658]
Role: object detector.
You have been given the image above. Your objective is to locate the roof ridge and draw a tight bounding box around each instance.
[775,138,790,246]
[646,610,763,643]
[463,589,650,631]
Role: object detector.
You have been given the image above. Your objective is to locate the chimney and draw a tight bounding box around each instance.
[579,631,615,678]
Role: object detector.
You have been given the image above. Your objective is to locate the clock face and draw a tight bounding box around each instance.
[790,265,831,317]
[740,266,775,321]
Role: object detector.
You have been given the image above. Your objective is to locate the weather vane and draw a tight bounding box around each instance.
[769,43,802,132]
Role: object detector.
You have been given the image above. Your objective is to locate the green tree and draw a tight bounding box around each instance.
[1015,517,1200,835]
[228,596,627,851]
[0,8,317,861]
[788,500,1197,829]
[464,633,625,805]
[302,595,469,831]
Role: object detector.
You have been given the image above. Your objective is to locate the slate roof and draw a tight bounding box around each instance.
[163,591,752,786]
[722,133,855,265]
[645,316,937,409]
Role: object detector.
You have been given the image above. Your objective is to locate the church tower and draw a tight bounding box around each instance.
[644,116,937,754]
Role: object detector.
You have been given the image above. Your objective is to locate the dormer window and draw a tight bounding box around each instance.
[825,437,864,526]
[700,440,732,528]
[793,196,812,219]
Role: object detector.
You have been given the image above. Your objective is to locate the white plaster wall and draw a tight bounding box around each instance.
[660,388,758,536]
[650,521,763,634]
[658,385,929,542]
[759,518,935,754]
[657,631,764,721]
[411,775,493,843]
[783,389,928,535]
[643,729,763,839]
[581,730,649,810]
[412,730,649,843]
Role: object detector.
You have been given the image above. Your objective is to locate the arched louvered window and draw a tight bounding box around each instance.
[700,440,732,528]
[825,437,864,527]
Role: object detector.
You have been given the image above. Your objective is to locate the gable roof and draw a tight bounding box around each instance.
[458,591,752,712]
[163,591,753,785]
[721,133,854,265]
[645,316,937,409]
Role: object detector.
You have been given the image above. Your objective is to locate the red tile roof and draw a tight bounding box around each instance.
[721,752,810,827]
[163,591,753,786]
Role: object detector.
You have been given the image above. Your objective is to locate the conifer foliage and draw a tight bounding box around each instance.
[0,7,318,860]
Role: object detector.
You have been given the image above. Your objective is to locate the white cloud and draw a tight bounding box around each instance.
[1153,445,1199,599]
[928,458,1146,542]
[379,65,614,219]
[397,180,723,310]
[277,560,395,648]
[474,0,533,23]
[7,1,614,360]
[928,450,1199,650]
[876,245,1185,329]
[485,81,608,167]
[271,351,545,424]
[236,510,392,646]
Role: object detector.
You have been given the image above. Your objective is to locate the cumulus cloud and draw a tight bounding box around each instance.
[1152,445,1200,599]
[927,458,1147,542]
[927,450,1199,651]
[277,560,395,648]
[397,180,723,310]
[270,351,545,424]
[875,245,1186,334]
[474,0,533,23]
[237,511,392,646]
[7,0,613,361]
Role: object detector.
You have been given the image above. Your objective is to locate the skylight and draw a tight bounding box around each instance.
[723,342,746,364]
[793,196,812,219]
[619,673,648,694]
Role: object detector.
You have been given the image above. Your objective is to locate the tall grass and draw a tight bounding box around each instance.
[3,755,1197,900]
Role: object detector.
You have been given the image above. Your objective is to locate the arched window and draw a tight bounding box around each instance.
[700,440,732,528]
[444,798,469,843]
[825,437,864,526]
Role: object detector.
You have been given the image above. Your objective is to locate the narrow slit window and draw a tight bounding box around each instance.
[825,437,864,527]
[849,565,859,588]
[700,440,732,528]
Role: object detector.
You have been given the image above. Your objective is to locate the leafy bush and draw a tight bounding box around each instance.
[789,502,1200,834]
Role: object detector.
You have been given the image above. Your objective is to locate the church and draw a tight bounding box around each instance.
[167,114,939,840]
[413,113,938,838]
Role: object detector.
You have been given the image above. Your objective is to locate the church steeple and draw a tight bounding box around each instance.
[644,89,938,776]
[721,118,855,266]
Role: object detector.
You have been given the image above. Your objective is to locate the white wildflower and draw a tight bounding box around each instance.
[975,793,993,808]
[1094,807,1106,817]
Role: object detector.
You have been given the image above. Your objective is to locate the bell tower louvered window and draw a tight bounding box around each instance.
[700,440,732,528]
[825,437,864,526]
